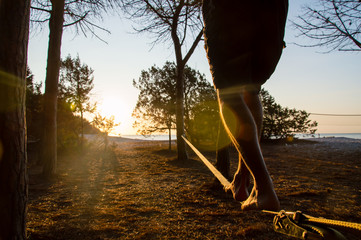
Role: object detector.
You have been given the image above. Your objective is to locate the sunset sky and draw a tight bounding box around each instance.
[27,0,361,135]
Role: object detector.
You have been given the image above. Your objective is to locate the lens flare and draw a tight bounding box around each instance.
[218,102,240,148]
[0,70,25,112]
[188,100,239,151]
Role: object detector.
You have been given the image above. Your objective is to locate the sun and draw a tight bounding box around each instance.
[97,96,135,136]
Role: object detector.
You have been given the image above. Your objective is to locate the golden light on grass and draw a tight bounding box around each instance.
[26,138,361,239]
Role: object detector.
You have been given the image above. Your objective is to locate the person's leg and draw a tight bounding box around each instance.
[226,155,251,201]
[217,89,279,211]
[225,91,263,201]
[243,91,263,138]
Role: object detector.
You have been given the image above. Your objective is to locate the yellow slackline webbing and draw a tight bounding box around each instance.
[264,209,361,235]
[305,214,361,233]
[182,135,231,188]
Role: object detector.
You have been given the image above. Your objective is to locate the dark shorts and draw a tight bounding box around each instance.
[203,0,288,90]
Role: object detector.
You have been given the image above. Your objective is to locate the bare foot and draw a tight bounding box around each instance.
[240,186,280,211]
[225,171,251,201]
[225,182,249,201]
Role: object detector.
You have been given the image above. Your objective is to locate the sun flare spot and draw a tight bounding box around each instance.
[97,96,135,135]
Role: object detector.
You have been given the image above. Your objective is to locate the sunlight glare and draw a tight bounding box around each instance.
[98,96,135,136]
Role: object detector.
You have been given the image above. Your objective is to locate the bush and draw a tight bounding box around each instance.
[260,89,318,140]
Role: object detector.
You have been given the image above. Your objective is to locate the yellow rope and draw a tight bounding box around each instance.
[305,215,361,232]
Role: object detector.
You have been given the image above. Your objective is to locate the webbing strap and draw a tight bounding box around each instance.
[305,214,361,233]
[265,210,361,239]
[182,135,231,188]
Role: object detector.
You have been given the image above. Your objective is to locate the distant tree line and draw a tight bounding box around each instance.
[260,89,318,140]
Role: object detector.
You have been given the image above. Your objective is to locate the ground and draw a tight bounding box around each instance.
[27,137,361,239]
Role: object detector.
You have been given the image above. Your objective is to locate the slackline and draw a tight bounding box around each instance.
[181,135,231,188]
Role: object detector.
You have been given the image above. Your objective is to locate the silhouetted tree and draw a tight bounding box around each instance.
[0,0,31,238]
[292,0,361,52]
[132,62,215,151]
[40,0,66,178]
[26,67,44,140]
[31,0,114,41]
[260,89,318,140]
[30,0,115,177]
[92,114,119,150]
[132,62,177,148]
[121,0,203,160]
[59,54,96,148]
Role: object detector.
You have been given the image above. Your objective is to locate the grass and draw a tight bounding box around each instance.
[27,139,361,239]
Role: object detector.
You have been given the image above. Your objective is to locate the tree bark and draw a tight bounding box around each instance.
[42,0,65,178]
[80,109,84,151]
[171,1,188,161]
[175,63,189,161]
[0,0,30,238]
[168,126,172,151]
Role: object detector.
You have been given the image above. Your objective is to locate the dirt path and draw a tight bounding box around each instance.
[27,138,361,239]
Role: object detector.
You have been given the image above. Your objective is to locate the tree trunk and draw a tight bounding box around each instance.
[168,126,171,151]
[171,2,203,161]
[42,0,65,178]
[175,64,188,161]
[171,1,187,161]
[104,133,109,152]
[80,108,84,151]
[0,0,30,238]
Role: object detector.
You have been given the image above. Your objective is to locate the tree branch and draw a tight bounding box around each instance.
[31,6,51,13]
[183,29,203,64]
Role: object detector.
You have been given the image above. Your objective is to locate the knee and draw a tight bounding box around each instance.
[235,121,258,143]
[243,91,261,107]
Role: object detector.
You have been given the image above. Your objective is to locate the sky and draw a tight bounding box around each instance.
[27,1,361,135]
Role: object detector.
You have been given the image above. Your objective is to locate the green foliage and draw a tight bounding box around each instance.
[132,61,218,147]
[26,64,99,155]
[260,89,318,140]
[59,54,96,149]
[59,54,96,116]
[57,99,82,153]
[132,61,177,135]
[26,67,43,140]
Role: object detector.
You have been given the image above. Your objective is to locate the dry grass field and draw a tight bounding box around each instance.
[27,137,361,239]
